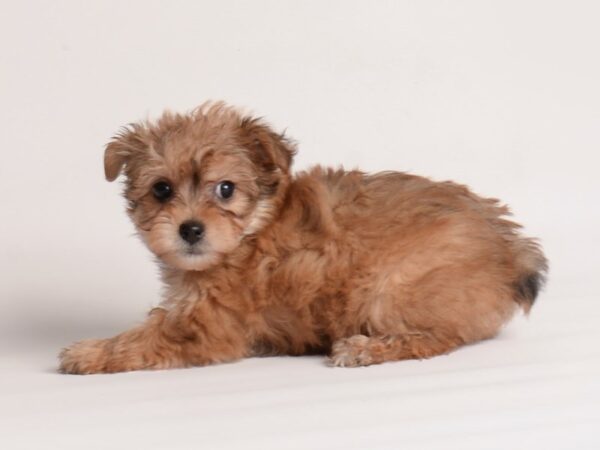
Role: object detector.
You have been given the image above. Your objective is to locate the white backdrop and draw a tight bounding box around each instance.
[1,1,599,449]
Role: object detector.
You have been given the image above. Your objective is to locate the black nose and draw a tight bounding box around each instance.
[179,220,205,245]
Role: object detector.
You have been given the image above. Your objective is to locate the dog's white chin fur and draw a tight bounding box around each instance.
[160,250,221,272]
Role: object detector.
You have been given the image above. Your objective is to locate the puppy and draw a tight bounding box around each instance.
[59,102,547,374]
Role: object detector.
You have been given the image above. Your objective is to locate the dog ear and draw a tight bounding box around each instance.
[239,117,296,175]
[104,125,145,181]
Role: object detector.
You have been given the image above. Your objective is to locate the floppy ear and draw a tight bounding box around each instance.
[239,117,296,175]
[104,126,145,182]
[104,141,128,182]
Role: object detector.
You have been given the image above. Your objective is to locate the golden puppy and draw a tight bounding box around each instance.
[59,102,547,374]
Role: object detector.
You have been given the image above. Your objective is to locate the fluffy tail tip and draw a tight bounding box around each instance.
[515,271,547,313]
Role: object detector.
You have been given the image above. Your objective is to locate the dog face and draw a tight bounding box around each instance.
[104,103,294,271]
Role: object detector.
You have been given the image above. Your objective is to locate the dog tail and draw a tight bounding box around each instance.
[512,237,548,313]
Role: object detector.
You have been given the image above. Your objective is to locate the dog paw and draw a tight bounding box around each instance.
[59,339,110,374]
[328,335,374,367]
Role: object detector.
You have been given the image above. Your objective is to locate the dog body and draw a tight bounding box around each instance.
[59,103,547,373]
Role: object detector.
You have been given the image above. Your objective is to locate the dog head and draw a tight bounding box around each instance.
[104,102,295,271]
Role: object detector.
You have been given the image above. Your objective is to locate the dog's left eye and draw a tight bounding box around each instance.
[152,181,173,202]
[216,181,235,200]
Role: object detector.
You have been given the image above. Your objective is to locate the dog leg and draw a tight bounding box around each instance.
[329,333,463,367]
[59,305,246,374]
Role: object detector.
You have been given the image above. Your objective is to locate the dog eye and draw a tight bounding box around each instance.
[216,181,235,200]
[152,181,173,202]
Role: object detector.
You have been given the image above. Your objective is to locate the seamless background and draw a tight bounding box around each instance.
[1,1,599,449]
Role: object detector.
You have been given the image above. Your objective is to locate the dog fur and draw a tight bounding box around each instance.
[59,102,548,374]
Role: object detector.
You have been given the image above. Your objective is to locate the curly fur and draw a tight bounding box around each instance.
[59,102,548,374]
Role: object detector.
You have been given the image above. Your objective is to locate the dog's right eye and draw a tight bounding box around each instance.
[152,181,173,202]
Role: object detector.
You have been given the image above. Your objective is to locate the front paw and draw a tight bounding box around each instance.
[59,339,110,374]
